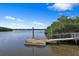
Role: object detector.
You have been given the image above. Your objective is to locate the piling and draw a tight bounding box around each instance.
[32,27,34,39]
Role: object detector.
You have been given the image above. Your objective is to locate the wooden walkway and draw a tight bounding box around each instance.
[46,33,79,43]
[46,38,75,42]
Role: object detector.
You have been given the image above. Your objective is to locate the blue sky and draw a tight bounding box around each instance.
[0,3,79,29]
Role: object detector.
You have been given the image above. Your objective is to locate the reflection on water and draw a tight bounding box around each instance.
[0,30,52,56]
[24,45,47,56]
[24,44,46,48]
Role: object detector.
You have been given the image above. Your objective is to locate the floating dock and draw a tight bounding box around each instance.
[24,39,46,46]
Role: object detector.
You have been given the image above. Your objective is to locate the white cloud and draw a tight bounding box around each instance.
[0,23,3,26]
[11,23,28,29]
[4,16,47,29]
[47,3,74,11]
[5,16,24,22]
[32,21,45,26]
[11,22,46,29]
[31,21,47,29]
[17,18,24,22]
[5,16,16,20]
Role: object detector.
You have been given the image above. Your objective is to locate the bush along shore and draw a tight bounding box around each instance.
[45,15,79,39]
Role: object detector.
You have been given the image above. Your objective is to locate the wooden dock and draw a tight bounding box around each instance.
[24,37,78,46]
[24,39,46,46]
[24,27,79,46]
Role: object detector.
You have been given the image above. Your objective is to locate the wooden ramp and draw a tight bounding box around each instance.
[46,38,75,42]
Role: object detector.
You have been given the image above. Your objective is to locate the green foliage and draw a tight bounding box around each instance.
[45,15,79,39]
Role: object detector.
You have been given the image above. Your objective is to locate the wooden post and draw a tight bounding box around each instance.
[32,27,34,39]
[75,33,78,45]
[51,27,52,39]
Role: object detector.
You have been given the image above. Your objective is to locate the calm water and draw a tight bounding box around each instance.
[0,30,52,56]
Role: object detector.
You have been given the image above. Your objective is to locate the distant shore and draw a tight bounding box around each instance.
[0,28,46,32]
[13,29,46,30]
[0,27,13,32]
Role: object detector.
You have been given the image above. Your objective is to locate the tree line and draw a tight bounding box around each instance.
[0,26,12,31]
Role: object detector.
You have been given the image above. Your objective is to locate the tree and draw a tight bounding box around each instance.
[45,15,79,39]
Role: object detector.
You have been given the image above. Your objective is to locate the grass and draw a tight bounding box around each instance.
[49,44,79,56]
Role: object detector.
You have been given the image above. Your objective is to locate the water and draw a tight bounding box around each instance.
[0,30,52,56]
